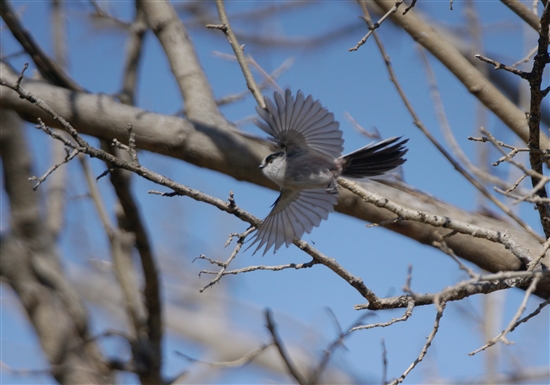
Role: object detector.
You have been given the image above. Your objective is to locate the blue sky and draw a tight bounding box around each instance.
[1,1,549,384]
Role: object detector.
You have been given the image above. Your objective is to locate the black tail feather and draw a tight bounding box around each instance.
[341,137,408,178]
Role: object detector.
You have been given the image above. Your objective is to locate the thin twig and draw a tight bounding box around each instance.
[381,339,388,385]
[469,272,544,355]
[475,54,530,79]
[28,129,78,190]
[209,0,265,108]
[432,240,479,279]
[476,127,550,206]
[197,258,319,277]
[309,311,372,384]
[197,227,254,292]
[528,238,550,271]
[418,48,525,195]
[265,309,306,385]
[351,299,414,331]
[349,0,404,51]
[175,343,272,368]
[215,57,293,105]
[354,269,548,311]
[512,45,539,67]
[389,302,446,385]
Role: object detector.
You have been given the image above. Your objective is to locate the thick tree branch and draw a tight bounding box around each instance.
[500,0,541,32]
[141,0,226,127]
[112,4,164,378]
[1,64,548,299]
[101,142,164,385]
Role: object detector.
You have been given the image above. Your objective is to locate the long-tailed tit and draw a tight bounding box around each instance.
[248,89,408,255]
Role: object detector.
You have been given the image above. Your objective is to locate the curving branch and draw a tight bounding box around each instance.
[500,0,541,32]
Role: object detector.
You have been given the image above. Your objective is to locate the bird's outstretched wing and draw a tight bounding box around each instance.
[255,89,344,159]
[248,188,338,255]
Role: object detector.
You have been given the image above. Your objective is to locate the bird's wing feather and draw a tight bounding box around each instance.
[255,89,344,159]
[248,188,338,255]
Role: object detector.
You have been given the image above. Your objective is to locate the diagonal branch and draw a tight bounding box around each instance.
[500,0,541,32]
[265,309,307,385]
[209,0,265,108]
[141,0,226,127]
[0,0,82,91]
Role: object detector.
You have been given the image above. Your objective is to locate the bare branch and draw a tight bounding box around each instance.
[351,299,414,331]
[419,48,527,195]
[265,309,307,385]
[175,343,272,368]
[349,0,404,51]
[500,0,541,32]
[469,272,545,355]
[0,0,82,90]
[214,56,292,106]
[339,178,533,264]
[309,311,372,384]
[389,303,446,385]
[197,258,319,277]
[28,142,78,190]
[142,0,225,126]
[118,1,147,105]
[475,54,530,79]
[209,0,265,108]
[433,240,479,279]
[197,227,254,292]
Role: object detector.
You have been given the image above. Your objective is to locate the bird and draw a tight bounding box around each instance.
[248,89,408,255]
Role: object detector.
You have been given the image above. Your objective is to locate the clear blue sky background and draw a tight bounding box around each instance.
[1,1,549,384]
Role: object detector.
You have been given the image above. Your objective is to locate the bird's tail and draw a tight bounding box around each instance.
[341,137,408,178]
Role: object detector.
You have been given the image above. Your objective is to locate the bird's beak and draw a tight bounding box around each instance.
[259,164,265,169]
